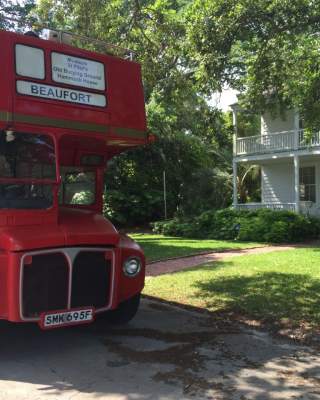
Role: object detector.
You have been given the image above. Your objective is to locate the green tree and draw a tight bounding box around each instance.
[0,0,35,30]
[187,0,320,127]
[104,133,233,226]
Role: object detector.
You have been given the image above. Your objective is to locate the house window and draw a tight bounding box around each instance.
[299,117,304,130]
[300,166,316,202]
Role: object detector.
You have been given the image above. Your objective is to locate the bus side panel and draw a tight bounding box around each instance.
[107,58,147,132]
[6,252,21,322]
[0,34,14,129]
[116,236,145,306]
[0,252,9,319]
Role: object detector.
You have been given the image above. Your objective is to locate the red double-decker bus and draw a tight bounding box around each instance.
[0,28,152,329]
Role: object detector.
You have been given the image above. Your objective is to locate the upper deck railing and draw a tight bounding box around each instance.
[235,129,320,156]
[2,16,135,60]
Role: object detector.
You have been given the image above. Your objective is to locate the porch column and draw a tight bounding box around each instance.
[232,109,238,156]
[294,154,300,212]
[293,109,300,149]
[233,160,238,207]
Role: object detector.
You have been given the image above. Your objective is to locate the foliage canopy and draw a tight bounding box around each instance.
[187,0,320,126]
[0,0,35,30]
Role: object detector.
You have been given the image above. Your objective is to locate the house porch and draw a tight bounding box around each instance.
[233,154,320,216]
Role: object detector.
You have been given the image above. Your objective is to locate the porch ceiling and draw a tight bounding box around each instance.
[236,151,320,165]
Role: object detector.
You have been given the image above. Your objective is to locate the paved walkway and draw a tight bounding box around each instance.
[146,244,310,276]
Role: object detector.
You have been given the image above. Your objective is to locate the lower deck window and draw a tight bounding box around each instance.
[0,183,53,209]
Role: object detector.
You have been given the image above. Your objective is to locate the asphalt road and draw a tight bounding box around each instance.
[0,298,319,400]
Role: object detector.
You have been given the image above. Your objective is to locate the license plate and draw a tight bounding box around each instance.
[39,308,95,330]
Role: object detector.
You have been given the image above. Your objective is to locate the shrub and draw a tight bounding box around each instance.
[263,221,290,243]
[151,219,189,236]
[152,208,320,243]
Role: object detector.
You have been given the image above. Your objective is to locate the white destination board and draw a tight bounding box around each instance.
[17,80,106,107]
[52,52,106,91]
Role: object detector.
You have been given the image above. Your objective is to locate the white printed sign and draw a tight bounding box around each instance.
[17,80,106,107]
[52,52,106,91]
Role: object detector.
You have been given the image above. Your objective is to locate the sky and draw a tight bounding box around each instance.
[210,88,238,111]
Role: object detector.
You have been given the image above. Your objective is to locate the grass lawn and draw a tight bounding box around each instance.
[144,248,320,328]
[130,233,262,262]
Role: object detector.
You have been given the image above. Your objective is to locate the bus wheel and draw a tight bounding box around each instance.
[104,293,141,325]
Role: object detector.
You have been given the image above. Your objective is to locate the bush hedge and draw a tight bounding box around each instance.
[151,208,320,243]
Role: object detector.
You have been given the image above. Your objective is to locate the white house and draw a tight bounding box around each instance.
[232,105,320,215]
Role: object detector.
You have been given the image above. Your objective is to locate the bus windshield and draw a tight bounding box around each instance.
[0,131,57,209]
[60,168,96,206]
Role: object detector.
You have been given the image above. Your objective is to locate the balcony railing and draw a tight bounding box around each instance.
[236,202,296,212]
[236,129,320,156]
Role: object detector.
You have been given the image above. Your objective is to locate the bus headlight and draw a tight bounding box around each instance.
[123,257,142,277]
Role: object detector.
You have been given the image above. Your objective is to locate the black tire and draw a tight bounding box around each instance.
[103,293,141,325]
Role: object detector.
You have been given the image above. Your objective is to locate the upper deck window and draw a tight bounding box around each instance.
[52,52,105,91]
[15,44,45,80]
[0,132,56,180]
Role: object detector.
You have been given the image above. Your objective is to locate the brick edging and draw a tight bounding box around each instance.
[146,245,269,265]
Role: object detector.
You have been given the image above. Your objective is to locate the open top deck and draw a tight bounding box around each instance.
[0,29,151,153]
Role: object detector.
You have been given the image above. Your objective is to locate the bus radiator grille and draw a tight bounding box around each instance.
[71,251,111,309]
[22,253,69,318]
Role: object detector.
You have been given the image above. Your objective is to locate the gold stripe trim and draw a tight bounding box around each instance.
[13,113,107,133]
[0,111,13,122]
[112,126,148,139]
[0,110,147,139]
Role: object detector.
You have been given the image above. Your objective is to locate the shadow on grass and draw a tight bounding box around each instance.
[193,271,320,326]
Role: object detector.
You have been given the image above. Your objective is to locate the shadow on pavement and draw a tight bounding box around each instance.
[0,298,319,399]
